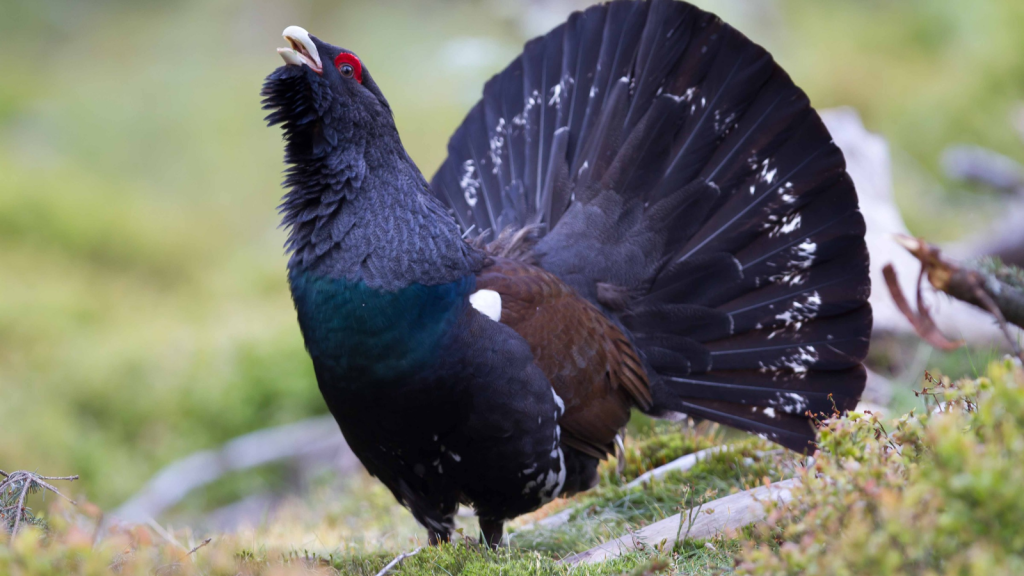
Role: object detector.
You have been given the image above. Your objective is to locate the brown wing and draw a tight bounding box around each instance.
[476,257,651,459]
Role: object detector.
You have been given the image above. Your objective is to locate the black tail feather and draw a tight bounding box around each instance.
[430,0,871,451]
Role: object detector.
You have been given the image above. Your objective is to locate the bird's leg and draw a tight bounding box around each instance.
[427,528,451,546]
[479,517,504,549]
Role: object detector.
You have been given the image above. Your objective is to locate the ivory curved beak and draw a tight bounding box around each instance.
[278,25,323,73]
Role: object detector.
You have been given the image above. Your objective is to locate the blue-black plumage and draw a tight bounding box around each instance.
[261,0,871,548]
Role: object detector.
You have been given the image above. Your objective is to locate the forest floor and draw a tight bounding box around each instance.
[5,357,1023,575]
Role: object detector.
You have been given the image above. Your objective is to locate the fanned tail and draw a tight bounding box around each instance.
[430,0,871,452]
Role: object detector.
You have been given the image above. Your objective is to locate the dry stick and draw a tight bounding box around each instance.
[882,263,963,351]
[374,547,423,576]
[145,517,187,550]
[186,538,212,557]
[894,235,1024,360]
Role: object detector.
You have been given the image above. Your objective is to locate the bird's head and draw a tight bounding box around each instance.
[262,26,395,161]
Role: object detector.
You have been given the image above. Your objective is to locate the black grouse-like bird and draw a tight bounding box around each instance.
[261,0,871,547]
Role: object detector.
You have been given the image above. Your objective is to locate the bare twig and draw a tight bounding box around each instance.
[145,517,187,550]
[678,486,712,543]
[186,537,212,557]
[882,261,963,350]
[374,547,422,576]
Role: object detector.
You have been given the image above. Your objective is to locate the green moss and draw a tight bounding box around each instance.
[736,360,1024,575]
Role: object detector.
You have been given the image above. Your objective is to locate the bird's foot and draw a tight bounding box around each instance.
[479,517,504,549]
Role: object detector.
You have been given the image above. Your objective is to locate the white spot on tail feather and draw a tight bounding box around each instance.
[548,83,563,106]
[769,240,817,286]
[772,391,810,413]
[460,159,480,207]
[469,289,501,322]
[512,89,541,126]
[770,212,802,237]
[769,291,822,338]
[488,118,506,175]
[662,91,688,103]
[758,346,819,380]
[757,158,777,185]
[780,182,797,204]
[548,75,573,107]
[577,160,589,179]
[713,109,737,135]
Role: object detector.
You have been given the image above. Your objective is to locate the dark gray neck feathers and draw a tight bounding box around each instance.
[276,109,482,291]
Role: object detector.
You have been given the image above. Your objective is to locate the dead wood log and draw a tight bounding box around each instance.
[111,416,358,525]
[941,144,1024,195]
[625,446,731,489]
[560,478,799,565]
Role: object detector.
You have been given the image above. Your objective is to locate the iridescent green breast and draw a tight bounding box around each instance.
[288,270,474,385]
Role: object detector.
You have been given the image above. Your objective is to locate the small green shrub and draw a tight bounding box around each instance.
[736,359,1024,575]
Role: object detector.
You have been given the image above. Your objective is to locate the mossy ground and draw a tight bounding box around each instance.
[4,361,1024,575]
[0,418,771,575]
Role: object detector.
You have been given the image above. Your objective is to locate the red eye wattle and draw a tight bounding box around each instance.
[333,53,363,84]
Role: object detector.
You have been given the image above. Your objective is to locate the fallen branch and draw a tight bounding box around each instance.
[560,478,799,565]
[112,416,358,525]
[891,235,1024,360]
[374,547,422,576]
[941,144,1024,195]
[625,446,731,489]
[513,507,574,532]
[516,445,766,533]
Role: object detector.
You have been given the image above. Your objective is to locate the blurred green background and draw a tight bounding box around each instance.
[1,0,1022,509]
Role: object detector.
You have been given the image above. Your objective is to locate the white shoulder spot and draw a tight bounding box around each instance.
[469,289,502,322]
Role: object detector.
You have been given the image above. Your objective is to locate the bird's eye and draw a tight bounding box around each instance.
[333,53,363,84]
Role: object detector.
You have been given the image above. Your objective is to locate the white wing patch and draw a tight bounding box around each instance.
[469,289,502,322]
